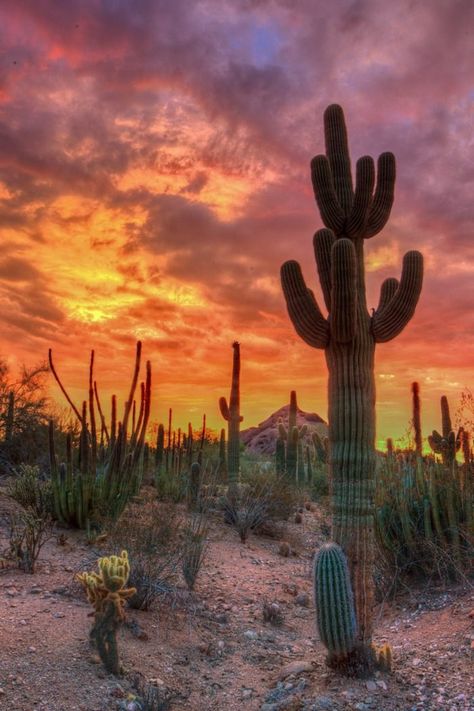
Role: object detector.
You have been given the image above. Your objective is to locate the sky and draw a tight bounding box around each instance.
[0,0,472,448]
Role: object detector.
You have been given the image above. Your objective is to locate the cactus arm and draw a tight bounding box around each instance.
[219,396,230,421]
[347,156,375,239]
[93,381,110,445]
[48,349,84,424]
[311,155,345,233]
[365,152,396,238]
[313,229,335,311]
[324,104,353,214]
[281,261,329,349]
[375,277,399,313]
[372,251,423,342]
[121,340,142,438]
[330,238,357,343]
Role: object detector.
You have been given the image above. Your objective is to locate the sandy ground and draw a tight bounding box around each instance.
[0,492,473,711]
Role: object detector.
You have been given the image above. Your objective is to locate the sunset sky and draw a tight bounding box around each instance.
[0,0,472,448]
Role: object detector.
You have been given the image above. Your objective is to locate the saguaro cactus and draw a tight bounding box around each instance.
[281,104,423,669]
[219,341,243,492]
[278,391,307,480]
[428,395,462,466]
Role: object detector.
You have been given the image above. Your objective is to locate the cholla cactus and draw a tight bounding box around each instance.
[77,550,136,675]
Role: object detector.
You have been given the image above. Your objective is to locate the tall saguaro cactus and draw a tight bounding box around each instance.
[219,341,243,492]
[281,105,423,668]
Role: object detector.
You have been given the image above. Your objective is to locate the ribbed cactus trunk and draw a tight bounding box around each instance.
[281,105,423,671]
[326,297,376,649]
[219,341,243,493]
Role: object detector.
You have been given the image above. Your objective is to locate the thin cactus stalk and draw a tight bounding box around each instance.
[165,408,172,474]
[188,461,201,510]
[306,444,313,483]
[281,105,423,668]
[219,341,243,492]
[187,422,193,467]
[5,390,14,442]
[297,438,305,482]
[155,424,164,471]
[49,342,151,527]
[197,414,206,466]
[386,438,394,464]
[279,391,307,480]
[219,428,227,477]
[275,428,286,476]
[411,382,422,457]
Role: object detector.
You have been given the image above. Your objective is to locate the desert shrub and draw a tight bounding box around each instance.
[0,360,51,475]
[155,468,187,503]
[262,600,284,625]
[310,463,329,499]
[108,501,182,610]
[7,509,54,573]
[240,470,301,522]
[222,485,272,543]
[181,514,208,591]
[7,464,52,517]
[375,450,473,584]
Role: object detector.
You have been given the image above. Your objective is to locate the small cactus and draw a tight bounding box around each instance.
[77,550,136,675]
[314,542,357,660]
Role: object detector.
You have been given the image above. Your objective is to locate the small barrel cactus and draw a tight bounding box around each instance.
[314,542,357,659]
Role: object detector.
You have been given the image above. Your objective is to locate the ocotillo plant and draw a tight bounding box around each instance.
[281,104,423,671]
[219,341,243,492]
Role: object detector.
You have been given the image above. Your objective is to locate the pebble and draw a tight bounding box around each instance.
[278,660,313,679]
[295,592,310,607]
[244,630,258,641]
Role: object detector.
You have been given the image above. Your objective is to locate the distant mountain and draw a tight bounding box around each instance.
[241,404,328,455]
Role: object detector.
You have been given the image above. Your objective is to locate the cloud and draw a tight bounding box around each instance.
[0,0,471,435]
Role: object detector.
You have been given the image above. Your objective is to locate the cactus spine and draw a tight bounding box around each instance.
[281,105,423,668]
[314,543,357,660]
[219,341,243,492]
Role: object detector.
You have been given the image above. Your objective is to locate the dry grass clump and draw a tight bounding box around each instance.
[108,499,183,610]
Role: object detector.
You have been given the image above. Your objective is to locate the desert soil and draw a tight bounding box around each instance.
[0,491,473,711]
